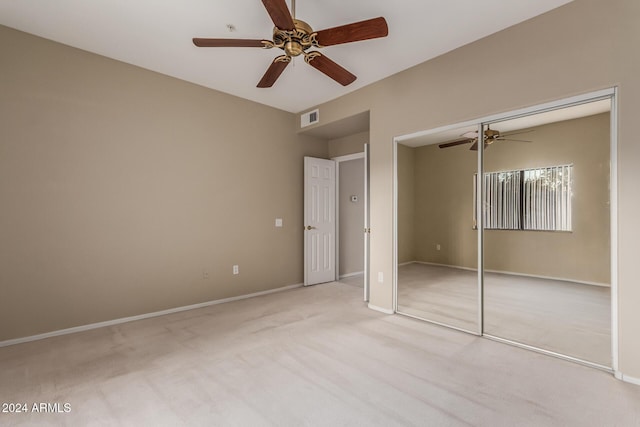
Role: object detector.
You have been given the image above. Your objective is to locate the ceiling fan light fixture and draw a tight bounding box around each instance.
[285,40,304,56]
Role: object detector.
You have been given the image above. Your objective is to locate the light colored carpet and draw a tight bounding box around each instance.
[1,279,636,426]
[397,263,611,366]
[398,264,480,331]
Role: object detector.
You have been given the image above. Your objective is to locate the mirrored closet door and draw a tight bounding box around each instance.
[481,99,612,367]
[396,126,479,333]
[395,94,614,368]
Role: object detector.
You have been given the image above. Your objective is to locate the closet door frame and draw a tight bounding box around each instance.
[392,87,618,374]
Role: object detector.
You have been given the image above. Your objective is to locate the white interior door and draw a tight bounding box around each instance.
[304,157,336,286]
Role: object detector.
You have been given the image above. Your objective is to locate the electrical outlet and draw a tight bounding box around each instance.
[436,244,441,251]
[233,265,239,275]
[275,218,283,227]
[377,272,384,283]
[203,271,209,279]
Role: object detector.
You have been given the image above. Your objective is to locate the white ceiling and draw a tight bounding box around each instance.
[0,0,572,113]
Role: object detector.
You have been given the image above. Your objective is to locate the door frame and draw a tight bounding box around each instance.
[333,151,370,301]
[392,87,619,374]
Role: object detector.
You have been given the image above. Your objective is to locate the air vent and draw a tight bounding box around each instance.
[300,109,319,128]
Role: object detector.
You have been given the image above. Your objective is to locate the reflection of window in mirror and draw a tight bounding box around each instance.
[473,164,573,232]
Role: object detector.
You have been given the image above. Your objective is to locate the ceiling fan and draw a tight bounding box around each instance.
[438,126,533,151]
[192,0,388,88]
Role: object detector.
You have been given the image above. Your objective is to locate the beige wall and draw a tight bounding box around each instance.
[310,0,640,377]
[0,26,327,341]
[409,113,609,284]
[484,113,610,284]
[396,144,415,264]
[412,140,479,269]
[338,158,364,275]
[328,131,368,158]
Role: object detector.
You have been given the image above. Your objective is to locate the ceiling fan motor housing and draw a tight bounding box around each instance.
[273,19,316,57]
[485,128,500,139]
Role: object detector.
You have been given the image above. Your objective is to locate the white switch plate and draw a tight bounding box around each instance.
[275,218,283,227]
[377,272,384,283]
[233,265,239,275]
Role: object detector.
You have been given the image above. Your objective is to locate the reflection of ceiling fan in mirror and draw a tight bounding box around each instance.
[438,125,533,150]
[192,0,388,88]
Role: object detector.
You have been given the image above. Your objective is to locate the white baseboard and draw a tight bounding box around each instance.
[368,303,394,315]
[620,373,640,387]
[339,271,364,279]
[0,283,303,348]
[397,261,415,267]
[484,268,610,288]
[404,261,610,287]
[410,261,477,272]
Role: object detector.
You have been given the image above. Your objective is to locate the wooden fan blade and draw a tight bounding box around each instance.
[314,17,388,47]
[439,139,472,149]
[502,129,534,138]
[261,0,294,31]
[306,53,356,86]
[193,38,267,48]
[257,57,290,88]
[470,141,479,151]
[497,138,533,143]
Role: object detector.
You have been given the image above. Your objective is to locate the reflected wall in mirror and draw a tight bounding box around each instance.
[482,100,611,367]
[397,125,478,332]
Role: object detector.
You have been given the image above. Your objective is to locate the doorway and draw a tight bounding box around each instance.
[303,149,370,300]
[393,89,617,371]
[335,152,369,301]
[300,111,371,297]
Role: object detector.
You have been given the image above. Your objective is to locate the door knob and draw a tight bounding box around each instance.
[305,225,316,230]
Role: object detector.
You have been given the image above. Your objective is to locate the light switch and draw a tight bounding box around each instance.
[275,218,283,227]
